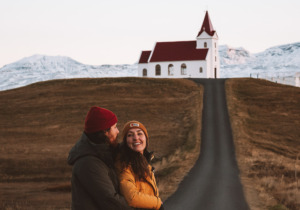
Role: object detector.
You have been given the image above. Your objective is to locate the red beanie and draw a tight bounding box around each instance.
[84,106,117,133]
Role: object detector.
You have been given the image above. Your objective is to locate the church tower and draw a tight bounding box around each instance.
[196,11,220,78]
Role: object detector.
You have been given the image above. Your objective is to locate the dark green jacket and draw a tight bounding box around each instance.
[67,133,132,210]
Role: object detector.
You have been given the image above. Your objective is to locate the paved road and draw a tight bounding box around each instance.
[164,79,249,210]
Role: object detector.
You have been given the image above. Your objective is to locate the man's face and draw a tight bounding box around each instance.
[105,123,119,147]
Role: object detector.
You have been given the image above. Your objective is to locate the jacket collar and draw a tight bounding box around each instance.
[67,132,114,167]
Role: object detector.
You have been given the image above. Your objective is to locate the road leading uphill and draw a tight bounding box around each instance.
[164,79,249,210]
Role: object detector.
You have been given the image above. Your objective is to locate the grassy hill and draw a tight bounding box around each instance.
[0,77,202,209]
[226,78,300,210]
[0,77,299,210]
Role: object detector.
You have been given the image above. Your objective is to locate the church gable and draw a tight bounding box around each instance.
[197,31,218,39]
[138,51,151,64]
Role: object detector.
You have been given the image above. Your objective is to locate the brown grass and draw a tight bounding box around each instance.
[226,78,300,210]
[2,77,298,210]
[0,77,202,209]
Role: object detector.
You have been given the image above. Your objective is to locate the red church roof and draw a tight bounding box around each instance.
[138,51,151,63]
[197,11,216,37]
[148,41,208,62]
[138,11,215,64]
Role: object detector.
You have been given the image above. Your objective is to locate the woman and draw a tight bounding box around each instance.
[115,120,163,210]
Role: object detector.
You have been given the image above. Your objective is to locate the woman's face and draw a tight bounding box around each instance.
[126,128,147,154]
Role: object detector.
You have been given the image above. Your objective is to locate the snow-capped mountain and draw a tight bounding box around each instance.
[220,42,300,78]
[0,55,137,91]
[219,45,253,65]
[1,42,300,91]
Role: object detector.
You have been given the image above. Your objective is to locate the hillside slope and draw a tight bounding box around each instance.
[1,77,299,209]
[0,77,202,209]
[226,78,300,210]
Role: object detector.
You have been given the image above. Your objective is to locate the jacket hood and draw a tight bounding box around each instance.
[67,133,113,166]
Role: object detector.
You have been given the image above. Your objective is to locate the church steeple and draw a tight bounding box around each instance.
[196,11,219,78]
[197,11,215,37]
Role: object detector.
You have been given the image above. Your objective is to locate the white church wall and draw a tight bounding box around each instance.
[196,32,218,49]
[205,48,220,78]
[138,56,219,78]
[196,34,220,78]
[213,39,220,78]
[143,60,208,78]
[138,63,148,77]
[206,55,212,78]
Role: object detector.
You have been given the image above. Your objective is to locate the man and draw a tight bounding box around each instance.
[67,106,132,210]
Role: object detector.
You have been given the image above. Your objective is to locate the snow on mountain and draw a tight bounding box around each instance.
[0,55,137,91]
[220,42,300,78]
[0,42,300,91]
[252,43,300,73]
[219,45,253,66]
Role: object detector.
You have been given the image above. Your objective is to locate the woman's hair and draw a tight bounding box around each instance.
[120,135,153,181]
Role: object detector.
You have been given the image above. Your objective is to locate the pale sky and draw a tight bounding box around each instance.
[0,0,299,68]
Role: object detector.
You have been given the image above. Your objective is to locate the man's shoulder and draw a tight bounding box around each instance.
[75,155,105,164]
[74,155,109,171]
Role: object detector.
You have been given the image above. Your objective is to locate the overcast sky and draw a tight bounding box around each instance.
[0,0,299,68]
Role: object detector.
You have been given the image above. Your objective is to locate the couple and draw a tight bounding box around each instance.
[67,106,164,210]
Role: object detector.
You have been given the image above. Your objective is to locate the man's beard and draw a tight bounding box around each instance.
[108,135,119,148]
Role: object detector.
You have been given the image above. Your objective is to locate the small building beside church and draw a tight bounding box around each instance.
[138,11,220,78]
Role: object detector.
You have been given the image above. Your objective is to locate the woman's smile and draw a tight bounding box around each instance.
[126,128,147,153]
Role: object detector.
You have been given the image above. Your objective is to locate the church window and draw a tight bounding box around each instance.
[204,42,207,48]
[181,63,187,75]
[199,67,203,73]
[143,68,147,77]
[155,65,161,76]
[168,64,174,76]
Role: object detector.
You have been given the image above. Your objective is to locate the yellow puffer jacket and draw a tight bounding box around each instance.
[115,161,162,210]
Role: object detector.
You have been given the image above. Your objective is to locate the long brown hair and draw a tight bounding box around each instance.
[119,136,153,181]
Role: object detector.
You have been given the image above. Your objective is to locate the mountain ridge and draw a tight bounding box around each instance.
[1,42,299,91]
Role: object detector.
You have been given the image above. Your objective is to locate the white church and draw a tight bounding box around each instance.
[138,11,220,78]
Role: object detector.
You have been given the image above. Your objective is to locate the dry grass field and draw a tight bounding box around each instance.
[1,77,299,210]
[226,78,300,210]
[0,77,202,209]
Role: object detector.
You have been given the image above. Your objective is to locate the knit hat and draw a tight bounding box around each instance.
[84,106,117,133]
[122,121,149,142]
